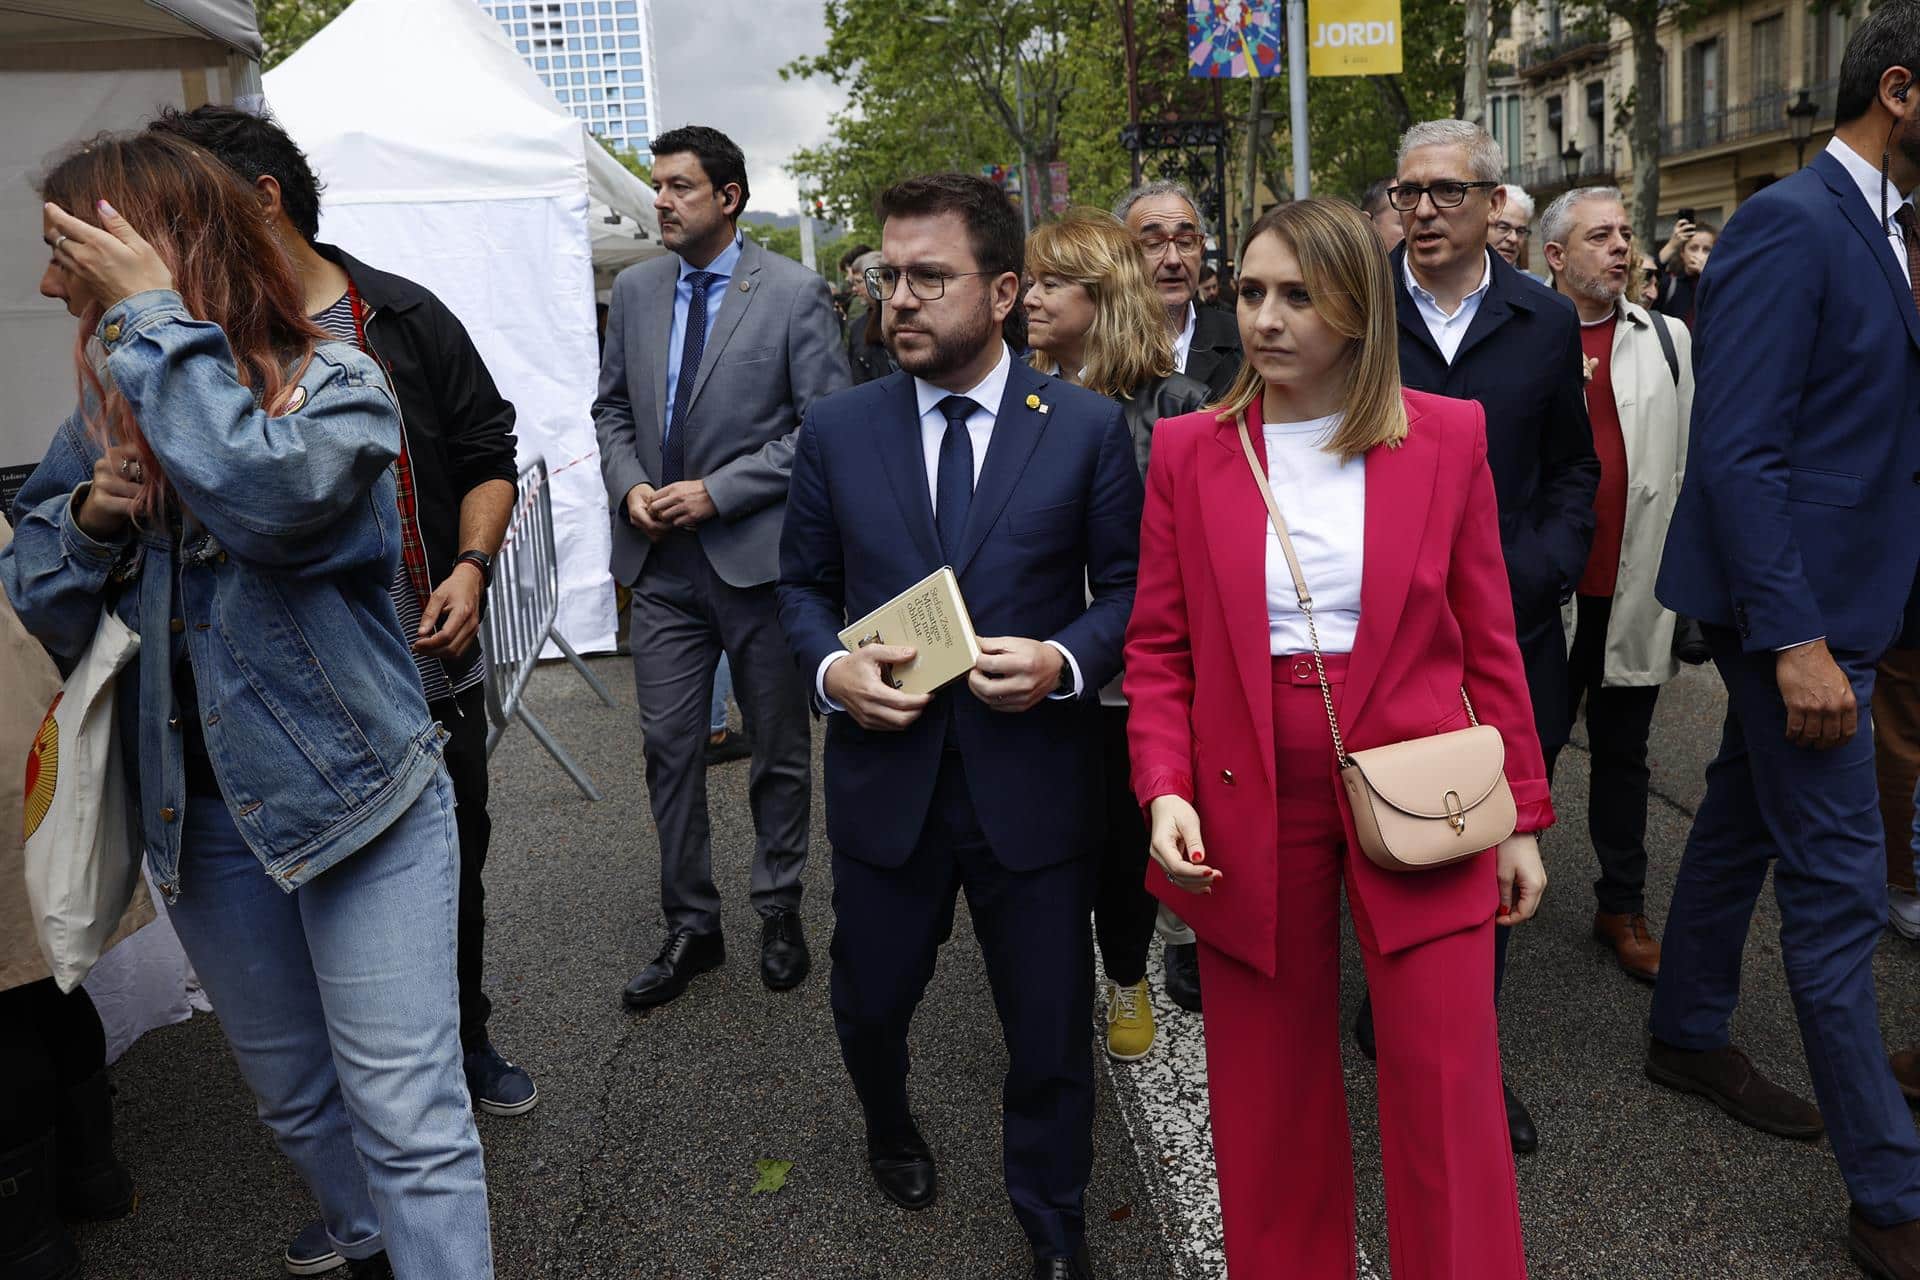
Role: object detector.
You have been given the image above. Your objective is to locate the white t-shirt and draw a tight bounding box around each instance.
[1263,414,1364,655]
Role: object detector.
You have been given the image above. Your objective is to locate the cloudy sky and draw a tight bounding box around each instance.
[649,0,849,216]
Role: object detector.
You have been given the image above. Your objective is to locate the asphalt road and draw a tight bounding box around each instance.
[71,656,1920,1279]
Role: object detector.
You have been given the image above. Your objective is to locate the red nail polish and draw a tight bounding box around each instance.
[1497,904,1511,917]
[1190,848,1205,864]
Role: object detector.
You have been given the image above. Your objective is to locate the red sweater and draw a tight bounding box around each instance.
[1578,314,1627,598]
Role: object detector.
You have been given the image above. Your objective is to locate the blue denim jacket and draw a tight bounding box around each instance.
[0,290,443,900]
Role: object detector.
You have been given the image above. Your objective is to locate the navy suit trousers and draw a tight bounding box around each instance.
[829,750,1095,1256]
[1649,626,1920,1223]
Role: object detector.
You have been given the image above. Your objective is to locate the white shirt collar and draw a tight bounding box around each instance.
[914,343,1013,422]
[1178,302,1197,348]
[1824,136,1916,232]
[1403,248,1493,317]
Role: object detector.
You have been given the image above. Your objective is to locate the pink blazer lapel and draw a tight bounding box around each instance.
[1198,404,1278,790]
[1340,395,1435,732]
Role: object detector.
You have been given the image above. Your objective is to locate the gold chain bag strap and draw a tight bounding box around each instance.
[1236,423,1516,873]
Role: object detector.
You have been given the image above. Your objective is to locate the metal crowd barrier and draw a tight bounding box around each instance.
[481,458,616,800]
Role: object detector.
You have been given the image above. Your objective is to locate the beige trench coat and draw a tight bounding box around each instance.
[1562,299,1693,688]
[1,515,152,993]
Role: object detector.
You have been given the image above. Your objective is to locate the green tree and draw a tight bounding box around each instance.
[783,0,1110,238]
[257,0,352,69]
[594,133,653,187]
[741,222,809,265]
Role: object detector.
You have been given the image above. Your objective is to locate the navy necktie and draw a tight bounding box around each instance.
[934,395,976,564]
[662,269,716,486]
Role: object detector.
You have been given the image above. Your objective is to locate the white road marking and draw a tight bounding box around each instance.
[1100,947,1384,1279]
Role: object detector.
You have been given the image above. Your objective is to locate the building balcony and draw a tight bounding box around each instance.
[1510,145,1617,197]
[1515,22,1611,80]
[1660,80,1836,157]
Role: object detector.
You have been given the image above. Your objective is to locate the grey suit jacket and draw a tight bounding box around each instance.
[594,235,850,588]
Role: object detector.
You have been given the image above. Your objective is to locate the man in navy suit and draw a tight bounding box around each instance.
[1648,7,1920,1271]
[777,174,1141,1280]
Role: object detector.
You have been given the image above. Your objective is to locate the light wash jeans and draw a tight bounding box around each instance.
[166,769,493,1277]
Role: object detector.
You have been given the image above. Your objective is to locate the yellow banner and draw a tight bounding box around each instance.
[1308,0,1403,77]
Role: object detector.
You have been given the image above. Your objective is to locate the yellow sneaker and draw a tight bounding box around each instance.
[1105,979,1156,1062]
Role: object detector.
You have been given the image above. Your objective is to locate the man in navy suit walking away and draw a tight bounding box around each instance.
[777,174,1142,1280]
[1647,6,1920,1273]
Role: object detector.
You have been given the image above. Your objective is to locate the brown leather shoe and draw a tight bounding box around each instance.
[1645,1039,1824,1140]
[1892,1048,1920,1105]
[1593,911,1660,981]
[1850,1205,1920,1279]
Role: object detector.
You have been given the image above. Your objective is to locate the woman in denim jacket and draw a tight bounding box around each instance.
[1,132,491,1279]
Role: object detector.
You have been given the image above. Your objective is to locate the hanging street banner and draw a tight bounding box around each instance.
[1188,0,1283,78]
[1048,161,1071,215]
[1308,0,1403,76]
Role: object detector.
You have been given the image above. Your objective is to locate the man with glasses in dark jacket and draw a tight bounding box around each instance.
[151,104,530,1278]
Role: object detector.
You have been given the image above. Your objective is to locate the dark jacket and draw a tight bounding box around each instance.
[1391,244,1599,750]
[317,244,520,582]
[1118,371,1210,478]
[778,364,1142,872]
[1657,149,1920,657]
[1183,304,1244,401]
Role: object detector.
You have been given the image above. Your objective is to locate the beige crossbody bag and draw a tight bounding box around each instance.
[1236,423,1516,873]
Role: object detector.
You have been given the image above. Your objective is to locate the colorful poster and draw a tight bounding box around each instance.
[1187,0,1283,78]
[1048,161,1071,214]
[1307,0,1403,76]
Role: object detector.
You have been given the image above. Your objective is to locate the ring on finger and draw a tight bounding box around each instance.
[52,233,70,252]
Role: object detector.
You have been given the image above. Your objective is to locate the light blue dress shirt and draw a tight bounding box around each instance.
[663,232,745,437]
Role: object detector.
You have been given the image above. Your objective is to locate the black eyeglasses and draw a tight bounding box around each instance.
[863,265,998,302]
[1387,180,1499,212]
[1137,231,1205,255]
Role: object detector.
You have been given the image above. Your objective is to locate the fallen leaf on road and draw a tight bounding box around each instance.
[751,1159,793,1195]
[1109,1204,1134,1222]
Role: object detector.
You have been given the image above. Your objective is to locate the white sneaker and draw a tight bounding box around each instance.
[1890,888,1920,942]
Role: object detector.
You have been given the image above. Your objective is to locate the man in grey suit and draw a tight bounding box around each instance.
[595,125,850,1008]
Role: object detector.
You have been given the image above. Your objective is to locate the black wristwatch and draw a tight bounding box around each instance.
[454,549,494,588]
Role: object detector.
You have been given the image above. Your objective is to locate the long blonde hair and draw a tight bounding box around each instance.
[1212,198,1407,462]
[1025,207,1176,400]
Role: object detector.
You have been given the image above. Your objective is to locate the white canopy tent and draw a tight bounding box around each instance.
[0,0,263,1059]
[267,0,663,655]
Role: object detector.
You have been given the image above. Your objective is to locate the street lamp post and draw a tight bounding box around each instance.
[1786,88,1819,170]
[1560,141,1583,184]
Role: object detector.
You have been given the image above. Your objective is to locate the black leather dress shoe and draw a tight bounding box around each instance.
[867,1125,937,1210]
[621,929,724,1009]
[1030,1243,1094,1279]
[1504,1081,1538,1154]
[761,910,811,991]
[1162,942,1202,1013]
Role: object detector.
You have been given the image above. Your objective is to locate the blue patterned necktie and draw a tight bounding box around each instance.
[662,269,716,485]
[934,395,976,564]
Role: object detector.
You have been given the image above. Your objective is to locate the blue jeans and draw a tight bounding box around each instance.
[165,769,494,1276]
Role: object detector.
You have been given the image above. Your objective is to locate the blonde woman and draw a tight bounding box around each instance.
[1024,208,1207,1063]
[1123,198,1549,1277]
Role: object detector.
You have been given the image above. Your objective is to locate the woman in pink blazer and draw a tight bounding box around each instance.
[1124,198,1552,1279]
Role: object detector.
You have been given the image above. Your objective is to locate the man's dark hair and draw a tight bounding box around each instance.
[147,104,325,243]
[1200,264,1218,282]
[1837,1,1920,124]
[838,242,874,272]
[651,125,750,216]
[1361,177,1394,217]
[874,173,1023,280]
